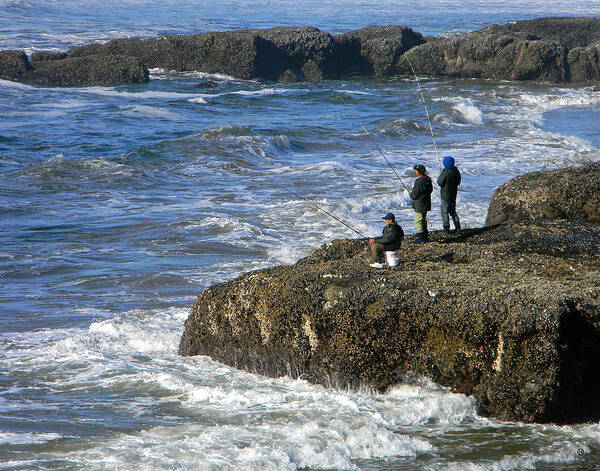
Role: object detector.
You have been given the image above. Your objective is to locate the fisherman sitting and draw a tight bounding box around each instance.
[368,212,404,268]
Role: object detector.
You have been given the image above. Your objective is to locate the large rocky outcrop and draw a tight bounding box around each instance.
[397,31,569,82]
[2,18,599,86]
[397,17,600,83]
[65,26,423,82]
[486,162,600,225]
[180,161,600,423]
[179,217,600,424]
[66,27,341,82]
[67,32,281,80]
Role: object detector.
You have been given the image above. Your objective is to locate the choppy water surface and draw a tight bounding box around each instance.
[1,1,600,470]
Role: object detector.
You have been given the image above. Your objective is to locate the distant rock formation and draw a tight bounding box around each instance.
[65,26,424,82]
[179,162,600,424]
[0,49,148,86]
[486,161,600,225]
[397,17,600,83]
[1,18,599,86]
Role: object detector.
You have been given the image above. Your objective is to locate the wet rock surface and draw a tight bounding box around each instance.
[179,216,600,424]
[2,17,599,86]
[486,162,600,225]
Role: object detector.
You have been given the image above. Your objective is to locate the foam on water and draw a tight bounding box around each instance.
[40,420,430,470]
[452,102,485,125]
[78,87,212,101]
[0,432,63,445]
[0,304,476,470]
[188,96,208,104]
[267,244,306,265]
[149,68,240,82]
[439,443,589,471]
[122,104,183,120]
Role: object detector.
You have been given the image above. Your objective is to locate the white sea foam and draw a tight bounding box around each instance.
[385,382,479,425]
[333,88,374,96]
[148,68,239,82]
[30,99,87,109]
[40,372,448,470]
[232,88,291,97]
[40,420,429,471]
[439,443,589,471]
[0,432,62,445]
[452,102,484,125]
[198,215,263,237]
[122,104,182,120]
[25,154,137,179]
[268,159,354,176]
[0,461,40,470]
[267,244,305,265]
[78,87,209,101]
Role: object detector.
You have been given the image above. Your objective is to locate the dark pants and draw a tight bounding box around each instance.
[369,241,400,263]
[441,200,460,231]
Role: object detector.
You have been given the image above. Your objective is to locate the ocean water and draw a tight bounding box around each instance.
[1,1,600,470]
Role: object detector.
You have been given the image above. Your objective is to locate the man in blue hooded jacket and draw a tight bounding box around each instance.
[437,155,461,233]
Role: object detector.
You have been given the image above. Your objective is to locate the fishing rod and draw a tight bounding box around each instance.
[405,56,442,172]
[360,123,432,225]
[360,123,411,194]
[273,183,367,238]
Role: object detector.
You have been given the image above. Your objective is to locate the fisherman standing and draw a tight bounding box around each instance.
[368,212,404,268]
[410,164,433,243]
[437,155,461,233]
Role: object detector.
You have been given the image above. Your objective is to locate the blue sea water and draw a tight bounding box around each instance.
[1,1,600,470]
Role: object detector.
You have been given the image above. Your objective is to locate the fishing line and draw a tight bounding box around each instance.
[405,56,442,172]
[273,183,367,238]
[360,123,432,225]
[360,123,412,194]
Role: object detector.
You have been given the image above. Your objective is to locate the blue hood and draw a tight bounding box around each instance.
[443,155,455,168]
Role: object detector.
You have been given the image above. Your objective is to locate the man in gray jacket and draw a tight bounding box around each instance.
[437,155,461,233]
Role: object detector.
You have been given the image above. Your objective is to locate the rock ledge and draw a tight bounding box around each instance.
[179,216,600,424]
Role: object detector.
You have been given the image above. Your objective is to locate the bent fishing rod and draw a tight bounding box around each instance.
[359,123,412,194]
[405,56,442,172]
[272,183,367,238]
[360,123,432,225]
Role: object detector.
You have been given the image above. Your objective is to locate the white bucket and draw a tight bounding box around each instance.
[385,250,401,267]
